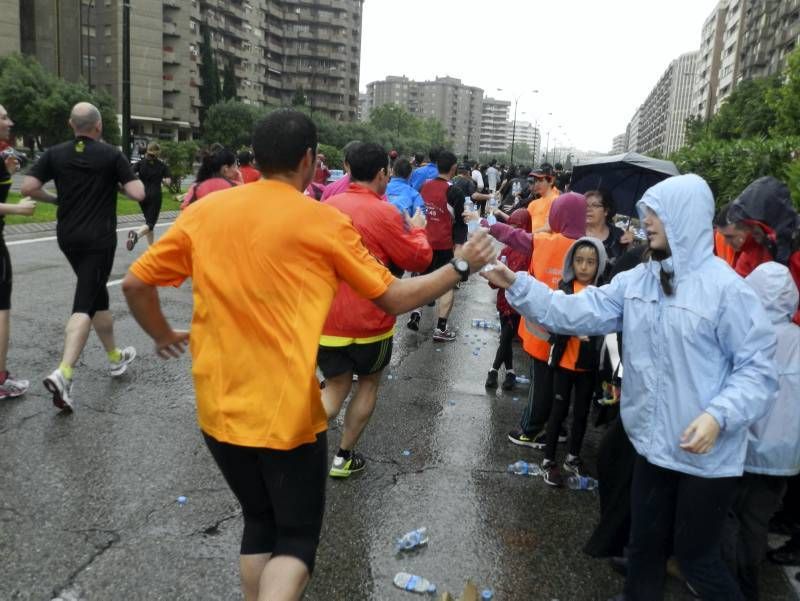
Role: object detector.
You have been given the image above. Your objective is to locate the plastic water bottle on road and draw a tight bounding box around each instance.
[508,460,543,477]
[395,527,429,552]
[567,475,599,490]
[393,572,436,594]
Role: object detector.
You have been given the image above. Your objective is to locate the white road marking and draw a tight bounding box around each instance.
[107,278,125,287]
[6,221,176,246]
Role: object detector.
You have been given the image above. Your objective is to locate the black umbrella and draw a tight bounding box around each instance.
[570,152,680,216]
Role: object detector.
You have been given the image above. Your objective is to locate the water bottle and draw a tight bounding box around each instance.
[515,375,530,385]
[395,527,429,552]
[481,589,494,600]
[486,195,498,225]
[177,495,187,506]
[567,475,599,491]
[507,460,543,477]
[512,180,521,196]
[465,197,478,236]
[393,572,436,594]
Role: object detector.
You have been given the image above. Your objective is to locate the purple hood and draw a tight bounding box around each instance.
[549,192,587,240]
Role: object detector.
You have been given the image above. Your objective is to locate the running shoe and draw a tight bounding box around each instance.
[126,230,139,251]
[329,451,366,478]
[542,460,564,487]
[563,456,587,477]
[507,428,545,449]
[485,370,498,388]
[109,346,137,377]
[501,372,516,390]
[432,327,456,342]
[0,373,30,399]
[43,369,74,411]
[407,311,421,332]
[767,540,800,566]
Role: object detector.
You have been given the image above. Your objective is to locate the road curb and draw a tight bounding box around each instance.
[4,211,180,236]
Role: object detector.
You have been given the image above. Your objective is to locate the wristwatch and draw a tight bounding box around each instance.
[449,257,470,282]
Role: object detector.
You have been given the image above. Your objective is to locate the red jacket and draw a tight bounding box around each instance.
[490,245,529,316]
[322,184,432,339]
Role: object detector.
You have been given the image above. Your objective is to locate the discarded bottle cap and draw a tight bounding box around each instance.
[402,449,411,456]
[481,589,494,600]
[177,495,187,505]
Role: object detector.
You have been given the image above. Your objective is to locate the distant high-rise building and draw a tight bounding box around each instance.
[631,51,698,156]
[366,75,483,157]
[739,0,800,81]
[692,1,727,120]
[1,0,365,140]
[513,120,540,165]
[358,92,370,122]
[626,106,642,153]
[611,133,627,154]
[479,97,510,156]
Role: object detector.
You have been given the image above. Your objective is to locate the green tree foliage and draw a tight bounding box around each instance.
[317,143,343,169]
[0,53,119,148]
[222,62,237,101]
[291,87,306,107]
[159,140,199,194]
[202,100,271,148]
[199,26,221,113]
[768,47,800,137]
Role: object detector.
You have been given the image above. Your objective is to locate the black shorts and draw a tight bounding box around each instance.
[0,237,11,311]
[202,430,327,573]
[317,336,393,379]
[422,248,454,276]
[139,195,163,230]
[61,246,115,317]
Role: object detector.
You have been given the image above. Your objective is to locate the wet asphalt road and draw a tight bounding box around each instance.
[1,218,797,601]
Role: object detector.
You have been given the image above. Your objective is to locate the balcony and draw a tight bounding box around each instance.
[164,0,180,8]
[163,49,180,65]
[163,21,180,37]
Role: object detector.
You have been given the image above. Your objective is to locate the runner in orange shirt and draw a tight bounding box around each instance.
[122,110,494,601]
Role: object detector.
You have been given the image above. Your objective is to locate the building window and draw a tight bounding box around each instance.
[104,25,111,37]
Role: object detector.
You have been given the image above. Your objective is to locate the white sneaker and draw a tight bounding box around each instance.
[0,374,29,399]
[43,369,74,411]
[109,346,137,377]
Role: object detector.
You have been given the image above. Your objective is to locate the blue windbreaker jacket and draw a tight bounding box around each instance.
[744,262,800,476]
[506,174,778,477]
[386,177,426,217]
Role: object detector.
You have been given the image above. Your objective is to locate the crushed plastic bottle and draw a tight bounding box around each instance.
[393,572,436,594]
[481,589,495,600]
[507,460,543,477]
[177,495,187,506]
[515,375,530,385]
[395,527,429,552]
[567,475,599,491]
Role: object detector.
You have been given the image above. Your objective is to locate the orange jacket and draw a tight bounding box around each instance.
[714,230,736,266]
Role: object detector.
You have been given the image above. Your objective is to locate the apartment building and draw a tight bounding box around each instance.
[0,0,364,140]
[514,121,541,164]
[626,107,641,153]
[691,2,727,120]
[610,133,627,154]
[366,75,483,157]
[740,0,800,81]
[479,97,510,156]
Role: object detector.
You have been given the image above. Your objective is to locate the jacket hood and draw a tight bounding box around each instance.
[508,208,532,232]
[730,176,800,264]
[561,236,608,286]
[745,262,799,324]
[549,192,586,240]
[637,174,714,278]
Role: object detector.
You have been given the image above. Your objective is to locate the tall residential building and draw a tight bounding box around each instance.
[691,2,727,120]
[611,133,627,154]
[0,0,365,140]
[739,0,800,81]
[631,51,698,156]
[366,75,483,157]
[513,121,541,164]
[479,97,510,156]
[714,0,746,111]
[357,92,370,121]
[626,107,642,153]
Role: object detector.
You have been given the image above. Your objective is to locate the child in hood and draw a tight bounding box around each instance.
[541,236,607,487]
[485,209,532,390]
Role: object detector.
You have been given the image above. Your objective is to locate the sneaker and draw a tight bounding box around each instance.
[542,461,564,487]
[501,372,516,390]
[0,373,30,399]
[563,456,586,477]
[407,311,421,331]
[767,541,800,566]
[507,428,545,449]
[485,370,498,388]
[126,230,139,251]
[109,346,137,377]
[43,369,74,411]
[558,427,568,443]
[432,327,456,342]
[329,451,366,478]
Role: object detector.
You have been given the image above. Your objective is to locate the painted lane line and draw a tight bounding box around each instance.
[7,221,176,246]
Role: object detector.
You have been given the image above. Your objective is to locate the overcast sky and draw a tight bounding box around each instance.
[359,0,718,152]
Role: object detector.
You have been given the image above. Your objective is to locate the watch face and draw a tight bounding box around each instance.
[456,259,469,271]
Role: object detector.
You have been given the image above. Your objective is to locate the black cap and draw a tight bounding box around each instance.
[529,163,554,178]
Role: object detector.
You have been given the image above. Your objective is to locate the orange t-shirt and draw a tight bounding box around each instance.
[528,187,559,232]
[130,179,395,450]
[518,232,575,361]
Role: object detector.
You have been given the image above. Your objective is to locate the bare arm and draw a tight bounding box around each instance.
[0,197,36,216]
[122,272,189,358]
[20,176,57,204]
[121,179,146,202]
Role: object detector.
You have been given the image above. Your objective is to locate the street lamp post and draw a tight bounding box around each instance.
[497,89,537,166]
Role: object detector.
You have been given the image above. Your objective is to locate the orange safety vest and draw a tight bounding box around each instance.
[528,187,559,232]
[518,232,575,361]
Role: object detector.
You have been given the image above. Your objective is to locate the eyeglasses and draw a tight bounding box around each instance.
[587,203,604,209]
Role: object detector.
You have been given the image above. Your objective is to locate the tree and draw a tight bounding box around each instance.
[159,140,199,194]
[291,87,306,107]
[198,25,221,116]
[222,61,237,101]
[317,143,343,169]
[769,45,800,137]
[0,53,119,148]
[202,100,271,148]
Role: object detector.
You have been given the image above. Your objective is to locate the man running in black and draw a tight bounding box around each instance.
[21,102,145,410]
[127,142,171,251]
[0,103,36,399]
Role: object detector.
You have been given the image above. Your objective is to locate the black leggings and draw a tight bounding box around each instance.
[0,237,11,310]
[62,247,115,317]
[139,196,163,231]
[202,430,327,573]
[543,367,594,461]
[492,313,520,371]
[519,357,554,435]
[625,455,742,601]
